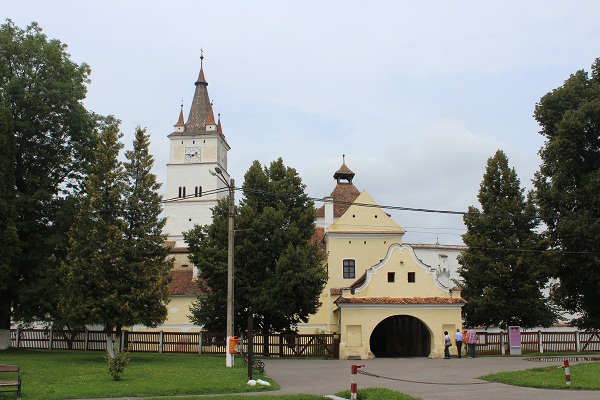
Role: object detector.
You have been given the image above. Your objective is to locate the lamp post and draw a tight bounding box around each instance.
[210,167,235,367]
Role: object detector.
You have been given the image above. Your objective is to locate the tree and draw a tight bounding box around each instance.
[59,118,126,332]
[121,126,172,328]
[0,106,18,348]
[0,19,98,339]
[458,150,556,329]
[533,58,600,329]
[186,158,327,337]
[59,123,171,352]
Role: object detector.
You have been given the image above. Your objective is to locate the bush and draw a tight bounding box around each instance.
[105,346,130,381]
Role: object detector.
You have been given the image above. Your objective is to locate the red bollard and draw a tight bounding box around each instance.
[564,359,571,385]
[350,364,365,400]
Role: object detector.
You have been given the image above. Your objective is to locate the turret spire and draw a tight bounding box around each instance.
[174,100,185,127]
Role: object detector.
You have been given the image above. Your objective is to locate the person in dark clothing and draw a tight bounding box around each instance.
[455,329,464,358]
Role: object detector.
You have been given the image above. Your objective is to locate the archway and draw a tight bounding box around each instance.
[369,315,431,357]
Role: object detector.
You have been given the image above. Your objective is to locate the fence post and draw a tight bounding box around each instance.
[198,331,202,354]
[279,333,284,357]
[538,330,543,353]
[575,331,580,352]
[159,330,164,354]
[49,328,53,350]
[564,359,571,385]
[350,364,365,400]
[500,331,505,355]
[15,328,20,349]
[84,329,89,351]
[333,333,340,359]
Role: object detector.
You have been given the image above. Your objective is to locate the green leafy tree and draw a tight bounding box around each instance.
[186,158,327,337]
[533,58,600,329]
[0,19,98,338]
[60,123,171,351]
[0,106,18,344]
[458,150,556,329]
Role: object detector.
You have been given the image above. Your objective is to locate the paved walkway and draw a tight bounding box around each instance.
[75,356,600,400]
[263,356,599,400]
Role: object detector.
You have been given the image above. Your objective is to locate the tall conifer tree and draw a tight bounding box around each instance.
[59,118,126,333]
[121,127,172,328]
[60,124,172,345]
[458,150,556,329]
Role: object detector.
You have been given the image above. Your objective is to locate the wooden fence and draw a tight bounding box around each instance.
[9,329,599,357]
[474,330,600,355]
[9,329,340,358]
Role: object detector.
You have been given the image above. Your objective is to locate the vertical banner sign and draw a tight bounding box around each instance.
[509,326,522,355]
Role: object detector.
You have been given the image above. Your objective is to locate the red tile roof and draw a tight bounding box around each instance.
[168,269,203,296]
[310,227,326,252]
[316,183,361,218]
[336,297,465,305]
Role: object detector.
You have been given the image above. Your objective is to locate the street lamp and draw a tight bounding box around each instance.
[210,166,235,367]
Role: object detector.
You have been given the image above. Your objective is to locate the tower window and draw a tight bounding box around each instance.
[195,186,202,197]
[408,272,416,283]
[343,259,355,279]
[178,187,182,198]
[182,187,186,198]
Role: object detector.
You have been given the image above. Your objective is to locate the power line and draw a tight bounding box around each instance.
[164,185,600,223]
[242,187,600,223]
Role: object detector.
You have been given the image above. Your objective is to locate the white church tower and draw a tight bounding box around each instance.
[163,54,231,246]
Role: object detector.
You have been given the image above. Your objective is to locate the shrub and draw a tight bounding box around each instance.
[105,345,130,381]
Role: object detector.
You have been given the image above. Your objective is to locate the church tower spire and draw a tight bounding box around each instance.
[186,50,217,134]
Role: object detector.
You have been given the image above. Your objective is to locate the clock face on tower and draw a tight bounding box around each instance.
[184,147,201,163]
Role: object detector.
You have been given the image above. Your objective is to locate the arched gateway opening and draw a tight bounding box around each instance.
[369,315,431,357]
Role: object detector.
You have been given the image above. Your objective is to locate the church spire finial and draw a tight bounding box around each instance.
[200,48,204,69]
[343,154,346,165]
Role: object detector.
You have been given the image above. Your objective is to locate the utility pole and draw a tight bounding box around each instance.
[211,167,235,367]
[226,177,235,367]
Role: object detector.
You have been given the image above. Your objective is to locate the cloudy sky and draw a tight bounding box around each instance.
[6,1,600,245]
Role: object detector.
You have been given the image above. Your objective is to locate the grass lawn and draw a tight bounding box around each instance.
[480,361,600,390]
[0,348,278,399]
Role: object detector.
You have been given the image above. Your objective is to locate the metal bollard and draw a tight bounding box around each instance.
[563,359,571,385]
[350,364,365,400]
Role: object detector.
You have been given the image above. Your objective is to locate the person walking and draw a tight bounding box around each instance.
[443,331,452,359]
[466,328,477,358]
[454,329,464,358]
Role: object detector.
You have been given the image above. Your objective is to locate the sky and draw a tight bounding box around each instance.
[5,0,600,245]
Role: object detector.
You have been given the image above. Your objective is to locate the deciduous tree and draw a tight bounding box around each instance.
[458,150,556,329]
[0,20,98,343]
[186,158,327,337]
[533,58,600,329]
